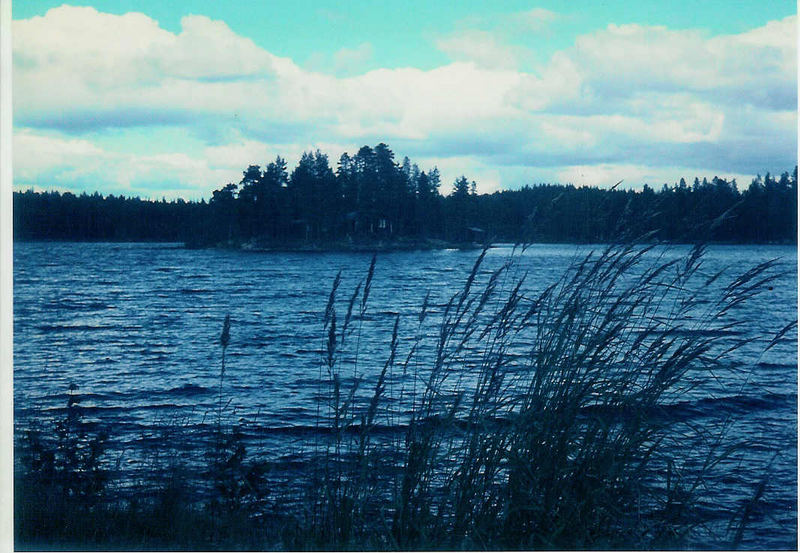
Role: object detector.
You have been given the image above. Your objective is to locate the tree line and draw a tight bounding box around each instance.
[13,143,798,245]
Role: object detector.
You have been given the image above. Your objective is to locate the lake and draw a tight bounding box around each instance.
[13,241,798,549]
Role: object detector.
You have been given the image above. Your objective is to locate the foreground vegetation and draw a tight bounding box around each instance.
[13,143,798,245]
[15,241,794,550]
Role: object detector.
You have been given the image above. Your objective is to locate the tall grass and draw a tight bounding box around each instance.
[292,241,786,550]
[14,241,790,550]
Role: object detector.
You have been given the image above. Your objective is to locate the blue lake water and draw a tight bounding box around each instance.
[13,242,798,549]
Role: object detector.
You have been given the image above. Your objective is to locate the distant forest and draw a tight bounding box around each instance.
[13,143,798,245]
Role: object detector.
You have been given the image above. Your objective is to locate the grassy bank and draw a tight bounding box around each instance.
[14,241,792,550]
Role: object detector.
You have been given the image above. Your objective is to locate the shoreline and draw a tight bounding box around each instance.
[11,237,799,249]
[189,236,488,253]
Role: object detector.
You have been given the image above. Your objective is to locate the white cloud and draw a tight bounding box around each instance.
[555,163,755,190]
[13,6,283,131]
[436,29,524,69]
[13,131,106,183]
[11,6,797,198]
[13,129,234,198]
[414,155,504,195]
[332,43,374,75]
[517,8,559,31]
[14,129,397,199]
[512,16,797,112]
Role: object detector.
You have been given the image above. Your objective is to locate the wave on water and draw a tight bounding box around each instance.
[165,383,213,396]
[45,299,114,311]
[579,391,796,424]
[36,323,143,332]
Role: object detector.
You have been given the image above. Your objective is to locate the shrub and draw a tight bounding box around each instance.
[15,384,109,545]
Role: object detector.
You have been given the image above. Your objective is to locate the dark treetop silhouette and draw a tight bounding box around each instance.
[13,143,798,246]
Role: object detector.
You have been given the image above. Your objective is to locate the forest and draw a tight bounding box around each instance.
[13,143,798,245]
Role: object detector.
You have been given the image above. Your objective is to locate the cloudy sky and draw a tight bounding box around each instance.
[11,1,797,199]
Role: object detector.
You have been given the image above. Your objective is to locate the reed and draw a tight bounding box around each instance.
[294,241,787,550]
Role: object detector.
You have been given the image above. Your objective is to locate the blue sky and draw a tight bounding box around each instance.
[11,1,798,199]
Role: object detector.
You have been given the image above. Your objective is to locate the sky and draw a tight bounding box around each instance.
[10,1,798,199]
